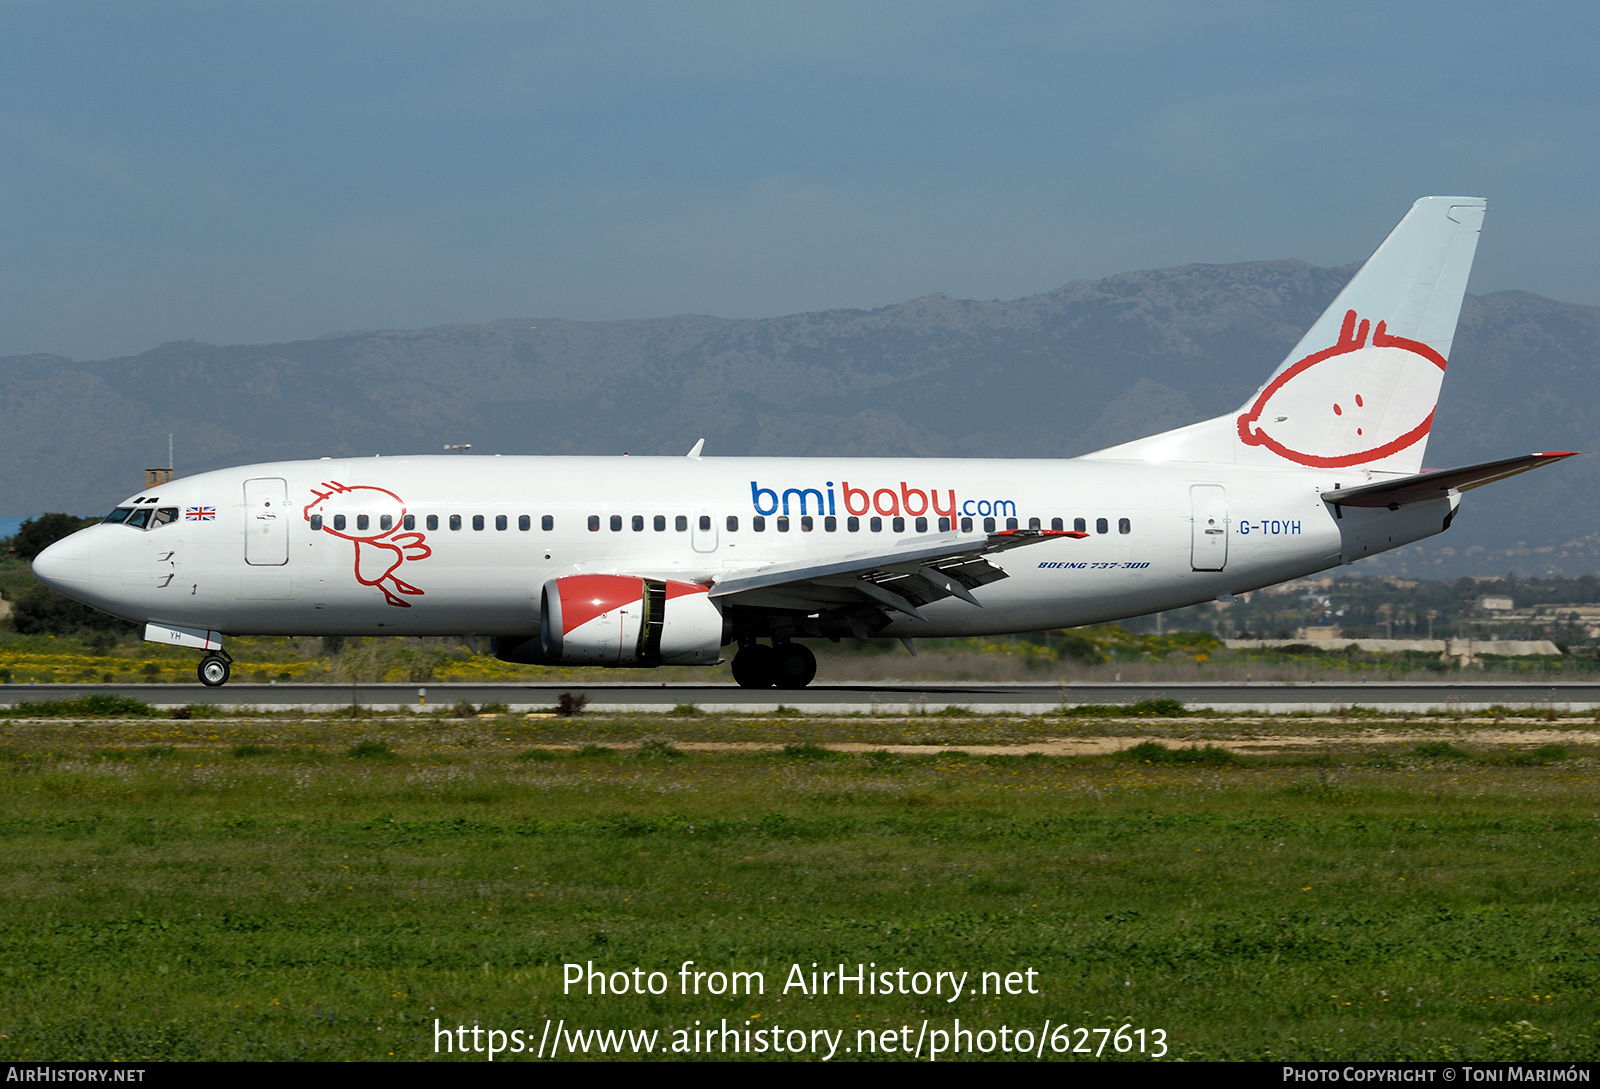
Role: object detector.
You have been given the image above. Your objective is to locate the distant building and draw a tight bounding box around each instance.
[1477,595,1515,612]
[1298,626,1344,642]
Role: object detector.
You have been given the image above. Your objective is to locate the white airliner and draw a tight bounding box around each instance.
[31,197,1575,688]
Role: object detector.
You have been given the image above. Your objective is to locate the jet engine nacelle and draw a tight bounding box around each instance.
[540,574,724,666]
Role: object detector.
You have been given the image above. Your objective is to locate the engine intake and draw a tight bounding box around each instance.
[540,574,723,666]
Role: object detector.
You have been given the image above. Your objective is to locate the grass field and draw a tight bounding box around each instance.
[2,708,1598,1062]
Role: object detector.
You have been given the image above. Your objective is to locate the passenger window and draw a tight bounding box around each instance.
[1051,517,1063,531]
[450,515,462,530]
[588,515,600,532]
[610,515,622,532]
[800,516,813,532]
[824,516,837,532]
[426,515,439,531]
[777,516,790,532]
[699,515,711,531]
[632,515,644,532]
[473,515,485,531]
[357,514,370,531]
[1119,517,1131,534]
[496,515,508,531]
[678,515,690,531]
[753,516,766,532]
[104,507,132,524]
[938,517,950,532]
[1006,517,1019,530]
[983,517,995,533]
[404,515,416,530]
[1096,517,1108,534]
[518,515,531,531]
[961,517,973,533]
[653,515,666,531]
[310,515,323,531]
[847,516,860,532]
[380,515,393,531]
[333,514,347,531]
[724,516,737,532]
[914,516,927,533]
[542,515,554,531]
[892,517,905,533]
[1074,517,1086,533]
[870,517,882,532]
[1028,517,1040,530]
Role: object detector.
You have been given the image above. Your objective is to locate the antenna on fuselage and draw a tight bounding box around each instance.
[686,438,705,459]
[443,443,472,454]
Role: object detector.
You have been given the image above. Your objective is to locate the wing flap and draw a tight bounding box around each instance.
[709,529,1084,617]
[1325,451,1577,508]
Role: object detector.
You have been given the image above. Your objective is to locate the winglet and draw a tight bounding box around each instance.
[686,438,705,459]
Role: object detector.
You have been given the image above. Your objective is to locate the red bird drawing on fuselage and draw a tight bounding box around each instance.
[303,481,431,607]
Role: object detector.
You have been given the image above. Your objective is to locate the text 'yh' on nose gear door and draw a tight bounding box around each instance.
[1190,484,1228,572]
[244,477,289,566]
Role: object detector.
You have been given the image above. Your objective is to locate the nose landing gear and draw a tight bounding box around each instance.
[198,650,233,687]
[731,641,816,689]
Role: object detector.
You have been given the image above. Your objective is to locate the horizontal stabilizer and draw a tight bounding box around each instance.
[1324,452,1578,508]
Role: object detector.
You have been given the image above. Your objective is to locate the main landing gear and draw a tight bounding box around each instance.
[731,641,816,689]
[198,650,233,687]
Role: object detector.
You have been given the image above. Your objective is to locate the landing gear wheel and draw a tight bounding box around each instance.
[772,642,817,689]
[731,644,777,688]
[198,655,231,688]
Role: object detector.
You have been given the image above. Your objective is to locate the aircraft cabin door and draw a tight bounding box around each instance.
[691,506,718,553]
[1190,484,1228,572]
[244,477,290,566]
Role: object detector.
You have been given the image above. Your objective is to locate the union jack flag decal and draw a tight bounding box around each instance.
[185,506,216,521]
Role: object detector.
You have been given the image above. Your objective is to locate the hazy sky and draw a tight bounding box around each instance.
[3,2,1598,360]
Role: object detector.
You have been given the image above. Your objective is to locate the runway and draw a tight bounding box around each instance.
[1,680,1597,714]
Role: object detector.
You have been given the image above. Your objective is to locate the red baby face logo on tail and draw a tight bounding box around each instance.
[303,481,431,607]
[1236,309,1448,469]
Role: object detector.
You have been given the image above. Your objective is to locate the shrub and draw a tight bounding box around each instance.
[347,740,394,758]
[780,743,839,761]
[9,694,158,717]
[8,584,135,637]
[635,737,684,760]
[1119,741,1244,766]
[557,693,588,717]
[1062,698,1186,718]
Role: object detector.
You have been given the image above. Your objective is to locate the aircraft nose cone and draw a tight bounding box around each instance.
[32,531,91,590]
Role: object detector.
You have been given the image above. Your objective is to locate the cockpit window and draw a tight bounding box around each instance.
[104,508,133,524]
[125,508,153,529]
[152,508,178,527]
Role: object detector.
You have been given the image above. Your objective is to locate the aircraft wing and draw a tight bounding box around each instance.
[1324,451,1578,509]
[708,529,1087,628]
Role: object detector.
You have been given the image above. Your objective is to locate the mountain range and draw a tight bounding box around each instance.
[2,258,1595,578]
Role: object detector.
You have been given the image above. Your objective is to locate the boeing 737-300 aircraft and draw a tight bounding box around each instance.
[31,197,1577,688]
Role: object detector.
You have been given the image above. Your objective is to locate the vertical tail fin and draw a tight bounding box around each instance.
[1086,197,1486,472]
